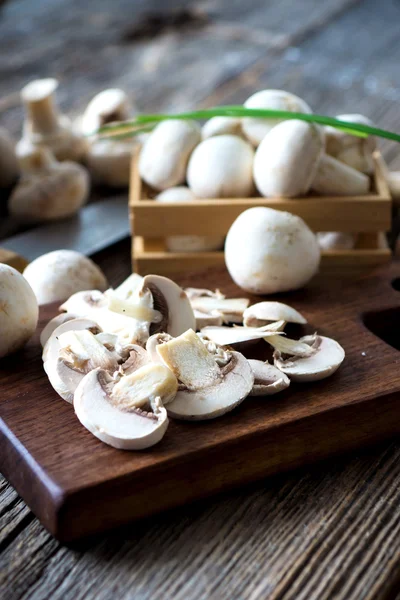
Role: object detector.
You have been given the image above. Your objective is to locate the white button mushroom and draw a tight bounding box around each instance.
[187,135,255,198]
[247,360,290,396]
[23,250,108,305]
[201,116,243,140]
[225,207,321,295]
[155,187,224,252]
[10,142,89,222]
[0,127,19,188]
[312,154,370,196]
[253,120,323,198]
[242,89,312,146]
[80,88,131,136]
[325,114,376,174]
[316,232,357,251]
[19,78,87,162]
[0,264,38,359]
[139,119,201,191]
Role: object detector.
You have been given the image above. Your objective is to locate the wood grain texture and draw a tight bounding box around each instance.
[1,262,400,543]
[2,0,400,597]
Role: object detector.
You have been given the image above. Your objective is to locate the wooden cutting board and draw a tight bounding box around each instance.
[1,263,400,542]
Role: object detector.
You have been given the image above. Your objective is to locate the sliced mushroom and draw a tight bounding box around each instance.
[40,313,77,348]
[74,366,173,449]
[273,334,345,381]
[142,274,196,337]
[156,329,254,420]
[194,309,223,329]
[200,322,285,347]
[189,296,250,324]
[44,329,121,402]
[243,302,307,328]
[184,288,225,301]
[42,317,101,362]
[119,344,151,375]
[146,333,174,364]
[113,273,144,300]
[247,360,290,396]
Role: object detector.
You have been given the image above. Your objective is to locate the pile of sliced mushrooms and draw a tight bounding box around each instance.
[40,271,345,450]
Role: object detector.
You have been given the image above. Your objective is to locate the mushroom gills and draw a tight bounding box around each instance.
[247,359,290,396]
[74,368,169,450]
[243,301,307,327]
[273,334,345,381]
[155,329,254,420]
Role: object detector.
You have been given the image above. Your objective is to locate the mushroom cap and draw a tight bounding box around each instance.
[253,120,323,198]
[143,274,196,337]
[247,359,290,396]
[201,116,243,140]
[21,78,58,103]
[187,135,255,198]
[155,187,224,252]
[242,89,312,146]
[9,160,90,223]
[86,138,137,187]
[80,88,130,136]
[40,313,77,348]
[0,127,19,187]
[23,250,108,305]
[225,207,320,295]
[0,264,38,359]
[317,232,356,251]
[273,334,345,382]
[139,119,201,191]
[74,368,169,449]
[243,301,307,327]
[166,351,254,420]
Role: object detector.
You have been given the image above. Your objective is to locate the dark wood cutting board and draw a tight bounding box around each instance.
[1,263,400,542]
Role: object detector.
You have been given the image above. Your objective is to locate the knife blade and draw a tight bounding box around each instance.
[1,196,130,261]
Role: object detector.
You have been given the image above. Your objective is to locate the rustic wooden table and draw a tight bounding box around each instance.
[1,0,400,598]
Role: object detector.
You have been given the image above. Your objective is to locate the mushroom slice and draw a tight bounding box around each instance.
[156,329,254,420]
[74,367,171,450]
[146,333,174,364]
[42,317,101,362]
[40,312,77,348]
[106,292,162,323]
[44,329,121,402]
[194,309,223,329]
[184,287,225,300]
[200,322,285,347]
[189,297,250,324]
[243,302,307,328]
[247,359,290,396]
[142,274,195,337]
[273,334,345,382]
[119,344,150,375]
[113,273,144,300]
[60,290,107,314]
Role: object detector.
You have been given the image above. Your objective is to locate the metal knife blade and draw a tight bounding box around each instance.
[1,196,130,260]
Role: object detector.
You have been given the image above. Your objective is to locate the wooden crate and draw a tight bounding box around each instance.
[129,152,392,277]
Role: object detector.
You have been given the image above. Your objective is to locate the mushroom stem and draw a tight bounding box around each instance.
[312,154,370,196]
[21,79,60,135]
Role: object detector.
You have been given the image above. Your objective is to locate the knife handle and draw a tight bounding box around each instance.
[0,248,29,272]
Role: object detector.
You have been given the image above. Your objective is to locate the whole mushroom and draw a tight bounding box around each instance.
[139,119,201,191]
[23,250,108,305]
[80,88,131,136]
[0,127,19,188]
[155,187,224,252]
[317,232,357,251]
[201,116,243,140]
[225,207,320,294]
[325,114,376,174]
[10,141,89,222]
[19,78,87,162]
[187,135,255,198]
[242,89,312,146]
[253,120,323,198]
[0,264,38,358]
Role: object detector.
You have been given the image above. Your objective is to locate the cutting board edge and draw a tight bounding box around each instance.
[34,388,400,542]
